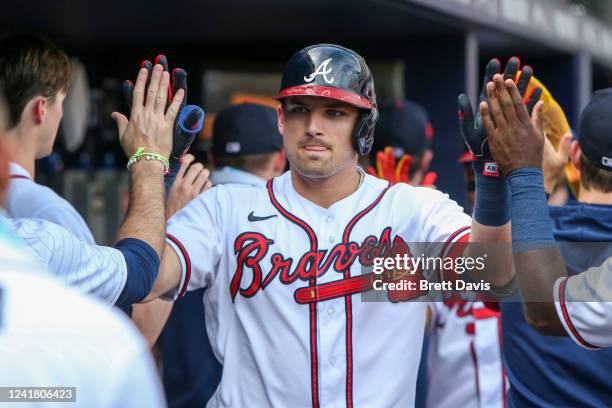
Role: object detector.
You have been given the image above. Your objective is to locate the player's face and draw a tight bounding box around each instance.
[278,96,360,179]
[37,91,66,158]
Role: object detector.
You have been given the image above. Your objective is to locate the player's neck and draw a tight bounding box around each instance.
[5,127,37,178]
[291,165,362,209]
[578,186,612,205]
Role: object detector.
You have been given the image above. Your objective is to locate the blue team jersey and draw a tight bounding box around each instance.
[502,201,612,407]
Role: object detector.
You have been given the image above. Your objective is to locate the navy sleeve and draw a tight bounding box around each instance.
[114,238,160,306]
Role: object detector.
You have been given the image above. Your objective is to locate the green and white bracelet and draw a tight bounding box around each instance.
[126,147,170,174]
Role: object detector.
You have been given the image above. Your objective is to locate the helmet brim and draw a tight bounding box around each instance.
[275,85,374,110]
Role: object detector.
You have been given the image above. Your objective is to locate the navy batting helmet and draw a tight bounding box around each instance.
[275,44,378,155]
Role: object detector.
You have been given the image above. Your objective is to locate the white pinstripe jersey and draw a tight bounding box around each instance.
[6,162,95,244]
[0,220,162,407]
[554,257,612,349]
[165,170,471,408]
[7,217,126,304]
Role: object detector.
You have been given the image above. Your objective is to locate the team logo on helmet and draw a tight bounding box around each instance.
[303,58,334,84]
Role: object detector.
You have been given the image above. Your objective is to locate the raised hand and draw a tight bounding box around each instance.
[111,64,184,159]
[119,55,206,192]
[480,72,545,174]
[457,57,542,162]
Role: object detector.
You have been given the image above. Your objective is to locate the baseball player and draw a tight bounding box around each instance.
[0,94,165,408]
[0,34,94,243]
[0,35,208,307]
[1,59,193,307]
[496,79,612,407]
[482,82,612,350]
[0,271,166,408]
[135,46,542,407]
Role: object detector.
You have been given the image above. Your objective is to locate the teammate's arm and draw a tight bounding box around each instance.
[132,156,211,343]
[457,57,541,289]
[144,244,182,301]
[107,63,186,305]
[481,64,566,336]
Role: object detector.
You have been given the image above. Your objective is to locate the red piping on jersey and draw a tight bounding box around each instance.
[469,341,481,403]
[340,182,391,408]
[559,277,600,349]
[436,226,471,285]
[267,180,317,248]
[267,179,320,408]
[166,233,191,299]
[497,313,507,408]
[438,226,471,258]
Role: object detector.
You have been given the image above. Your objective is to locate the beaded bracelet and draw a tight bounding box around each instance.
[126,147,170,174]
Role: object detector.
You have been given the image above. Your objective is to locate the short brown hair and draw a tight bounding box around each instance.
[0,34,74,128]
[216,153,277,174]
[580,152,612,193]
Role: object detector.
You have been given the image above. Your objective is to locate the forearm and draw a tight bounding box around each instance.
[515,249,567,335]
[466,161,513,287]
[143,244,183,302]
[508,168,567,334]
[132,298,174,347]
[117,160,166,257]
[466,220,513,287]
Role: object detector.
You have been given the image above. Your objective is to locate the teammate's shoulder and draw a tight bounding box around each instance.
[7,178,71,215]
[362,172,392,191]
[362,173,452,202]
[1,270,143,347]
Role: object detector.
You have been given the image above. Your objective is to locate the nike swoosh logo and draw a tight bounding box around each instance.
[248,211,277,222]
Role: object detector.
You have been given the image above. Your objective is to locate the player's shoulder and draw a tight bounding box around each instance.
[7,177,73,216]
[0,270,144,349]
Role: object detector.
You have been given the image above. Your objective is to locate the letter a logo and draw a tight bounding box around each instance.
[304,58,334,84]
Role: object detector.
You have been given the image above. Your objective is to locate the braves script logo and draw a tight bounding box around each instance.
[230,227,411,301]
[304,58,334,84]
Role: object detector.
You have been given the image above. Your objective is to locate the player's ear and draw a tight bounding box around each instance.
[30,96,47,125]
[277,104,285,135]
[569,140,581,170]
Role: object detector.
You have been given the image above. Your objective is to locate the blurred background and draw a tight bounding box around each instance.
[2,0,611,243]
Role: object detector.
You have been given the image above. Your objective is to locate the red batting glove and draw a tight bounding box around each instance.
[367,146,412,185]
[369,146,438,187]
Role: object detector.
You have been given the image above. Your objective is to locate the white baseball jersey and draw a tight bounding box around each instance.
[0,270,165,407]
[165,170,471,408]
[554,257,612,349]
[426,301,506,408]
[6,216,127,304]
[6,162,95,244]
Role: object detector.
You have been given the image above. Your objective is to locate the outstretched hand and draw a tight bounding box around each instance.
[111,64,184,158]
[480,73,545,174]
[458,57,542,163]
